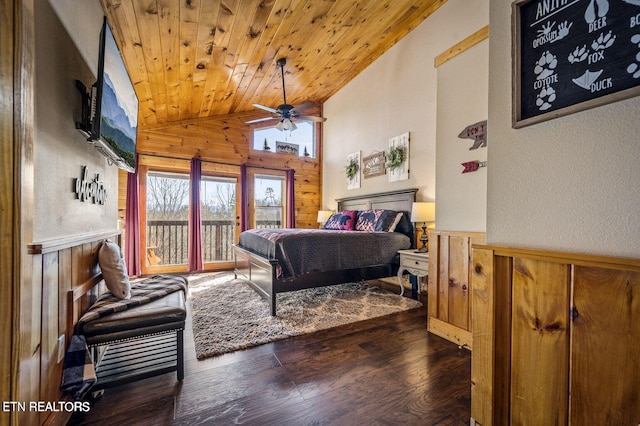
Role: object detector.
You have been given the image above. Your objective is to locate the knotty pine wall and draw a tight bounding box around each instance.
[119,109,323,230]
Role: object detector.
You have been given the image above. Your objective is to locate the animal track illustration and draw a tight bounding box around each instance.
[554,21,573,42]
[536,86,556,111]
[585,0,609,23]
[592,31,616,51]
[537,21,555,36]
[627,34,640,79]
[534,51,557,80]
[568,45,588,63]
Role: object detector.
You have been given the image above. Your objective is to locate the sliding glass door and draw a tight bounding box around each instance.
[143,169,238,272]
[253,173,285,229]
[146,171,190,267]
[200,176,237,263]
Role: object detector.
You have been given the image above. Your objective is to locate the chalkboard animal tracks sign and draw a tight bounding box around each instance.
[513,0,640,127]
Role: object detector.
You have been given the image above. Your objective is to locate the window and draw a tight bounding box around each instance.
[253,121,315,158]
[254,174,285,228]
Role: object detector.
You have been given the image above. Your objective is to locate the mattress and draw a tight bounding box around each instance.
[238,228,411,279]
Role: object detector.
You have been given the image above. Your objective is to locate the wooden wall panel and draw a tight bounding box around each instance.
[427,231,485,348]
[470,244,640,426]
[11,1,37,425]
[470,247,494,425]
[571,266,640,425]
[40,252,60,424]
[0,0,15,421]
[447,236,470,330]
[27,231,121,426]
[510,258,570,425]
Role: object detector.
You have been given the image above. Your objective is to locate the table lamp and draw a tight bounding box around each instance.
[317,210,334,228]
[410,202,435,252]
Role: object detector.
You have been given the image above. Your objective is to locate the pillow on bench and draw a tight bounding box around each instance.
[98,240,131,300]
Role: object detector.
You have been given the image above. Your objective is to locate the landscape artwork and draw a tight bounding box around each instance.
[100,24,138,170]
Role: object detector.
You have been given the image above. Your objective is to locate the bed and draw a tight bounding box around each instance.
[233,188,417,315]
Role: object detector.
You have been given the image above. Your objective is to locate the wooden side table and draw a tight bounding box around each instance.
[397,249,429,296]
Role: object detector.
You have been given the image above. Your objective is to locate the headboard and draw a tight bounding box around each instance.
[336,188,418,212]
[336,188,418,246]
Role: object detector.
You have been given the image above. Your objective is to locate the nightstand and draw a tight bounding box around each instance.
[397,249,429,296]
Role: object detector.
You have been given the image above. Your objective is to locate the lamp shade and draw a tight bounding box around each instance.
[276,118,297,131]
[317,210,334,223]
[410,202,435,223]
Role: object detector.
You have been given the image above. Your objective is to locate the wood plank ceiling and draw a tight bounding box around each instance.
[100,0,445,129]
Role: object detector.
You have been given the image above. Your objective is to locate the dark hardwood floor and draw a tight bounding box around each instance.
[68,280,471,425]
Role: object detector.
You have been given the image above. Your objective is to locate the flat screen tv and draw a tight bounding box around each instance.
[80,17,138,173]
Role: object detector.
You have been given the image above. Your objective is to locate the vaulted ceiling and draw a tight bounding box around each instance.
[101,0,445,129]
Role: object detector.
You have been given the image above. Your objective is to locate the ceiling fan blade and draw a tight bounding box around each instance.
[296,114,327,123]
[291,101,316,113]
[245,116,278,124]
[252,103,278,114]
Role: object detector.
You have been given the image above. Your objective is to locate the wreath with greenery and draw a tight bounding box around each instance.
[344,157,359,180]
[386,145,405,171]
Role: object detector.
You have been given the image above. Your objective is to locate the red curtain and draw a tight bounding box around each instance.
[240,164,249,231]
[124,157,141,276]
[286,169,295,228]
[188,158,203,271]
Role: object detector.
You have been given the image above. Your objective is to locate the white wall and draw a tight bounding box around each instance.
[488,0,640,258]
[34,0,118,240]
[435,39,489,232]
[322,0,490,213]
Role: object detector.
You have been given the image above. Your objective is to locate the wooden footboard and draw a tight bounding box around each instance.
[233,244,399,316]
[233,245,278,315]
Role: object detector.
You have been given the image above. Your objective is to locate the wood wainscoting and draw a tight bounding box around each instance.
[470,245,640,426]
[427,231,486,349]
[25,230,120,426]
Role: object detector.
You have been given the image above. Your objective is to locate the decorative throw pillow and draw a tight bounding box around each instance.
[323,212,343,229]
[394,213,414,245]
[98,240,131,300]
[387,212,405,232]
[374,210,400,232]
[355,209,383,231]
[338,210,357,230]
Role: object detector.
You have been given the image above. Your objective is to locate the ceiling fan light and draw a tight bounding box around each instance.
[276,118,296,131]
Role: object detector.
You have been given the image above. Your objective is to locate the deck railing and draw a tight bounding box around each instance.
[146,219,281,265]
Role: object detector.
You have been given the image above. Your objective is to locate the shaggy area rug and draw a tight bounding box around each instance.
[187,272,422,359]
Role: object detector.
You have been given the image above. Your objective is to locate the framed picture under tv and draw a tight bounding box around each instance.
[76,17,138,172]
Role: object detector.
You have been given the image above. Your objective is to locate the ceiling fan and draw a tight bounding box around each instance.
[245,58,327,131]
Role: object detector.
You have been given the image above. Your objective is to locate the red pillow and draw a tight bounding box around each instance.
[338,210,357,230]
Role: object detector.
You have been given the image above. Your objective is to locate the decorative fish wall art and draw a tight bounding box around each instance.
[458,120,487,150]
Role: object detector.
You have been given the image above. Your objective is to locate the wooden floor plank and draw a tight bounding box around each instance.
[68,280,471,425]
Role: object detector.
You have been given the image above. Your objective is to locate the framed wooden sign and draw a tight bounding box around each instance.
[275,141,299,155]
[513,0,640,128]
[362,152,386,179]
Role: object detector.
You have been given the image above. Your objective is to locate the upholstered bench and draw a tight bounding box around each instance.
[70,272,188,392]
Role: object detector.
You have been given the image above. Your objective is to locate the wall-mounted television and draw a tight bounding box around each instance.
[76,17,138,173]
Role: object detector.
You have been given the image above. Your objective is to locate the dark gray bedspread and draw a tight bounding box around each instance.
[238,228,411,279]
